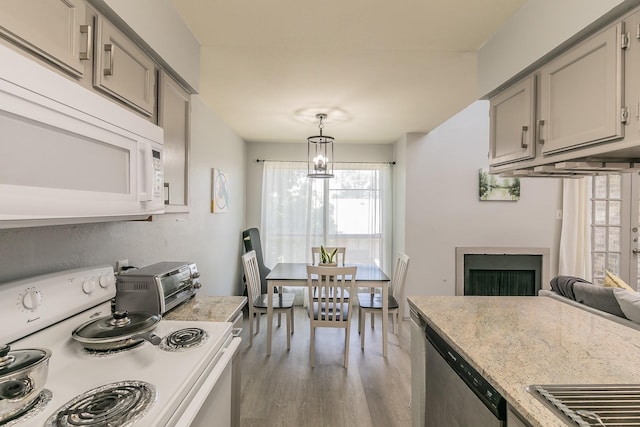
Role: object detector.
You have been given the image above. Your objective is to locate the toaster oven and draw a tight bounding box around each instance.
[115,262,201,315]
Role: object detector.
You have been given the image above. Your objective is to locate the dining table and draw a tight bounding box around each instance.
[265,262,391,357]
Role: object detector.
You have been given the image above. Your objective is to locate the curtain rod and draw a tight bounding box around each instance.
[256,159,396,165]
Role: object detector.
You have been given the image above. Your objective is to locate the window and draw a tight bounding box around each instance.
[261,161,392,272]
[589,173,640,288]
[591,174,623,285]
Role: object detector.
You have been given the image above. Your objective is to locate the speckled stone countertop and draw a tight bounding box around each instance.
[163,295,247,322]
[408,296,640,427]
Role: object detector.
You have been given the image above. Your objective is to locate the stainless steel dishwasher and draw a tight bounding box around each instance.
[425,324,506,426]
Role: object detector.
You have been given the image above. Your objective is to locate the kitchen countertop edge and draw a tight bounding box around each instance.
[164,295,247,323]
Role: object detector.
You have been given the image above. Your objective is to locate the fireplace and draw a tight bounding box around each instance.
[455,247,551,296]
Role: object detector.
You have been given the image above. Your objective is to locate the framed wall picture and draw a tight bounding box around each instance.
[211,168,229,213]
[479,168,520,201]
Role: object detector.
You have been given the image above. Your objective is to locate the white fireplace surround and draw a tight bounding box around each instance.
[455,247,551,296]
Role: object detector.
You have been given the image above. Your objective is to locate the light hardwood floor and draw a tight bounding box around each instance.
[238,306,412,427]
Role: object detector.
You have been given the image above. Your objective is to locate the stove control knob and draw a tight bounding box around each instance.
[192,271,201,279]
[82,279,96,294]
[99,274,114,289]
[22,289,42,310]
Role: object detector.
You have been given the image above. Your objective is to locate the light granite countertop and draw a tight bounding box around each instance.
[408,295,640,427]
[163,295,247,323]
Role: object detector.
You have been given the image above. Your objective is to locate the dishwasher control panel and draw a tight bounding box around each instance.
[426,325,506,420]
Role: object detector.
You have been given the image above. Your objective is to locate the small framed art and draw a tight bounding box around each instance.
[212,168,229,213]
[479,168,520,201]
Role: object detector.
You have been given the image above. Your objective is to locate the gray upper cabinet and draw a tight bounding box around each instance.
[489,75,536,166]
[158,70,190,212]
[538,22,625,154]
[624,10,640,143]
[488,13,636,176]
[0,0,89,78]
[93,15,155,117]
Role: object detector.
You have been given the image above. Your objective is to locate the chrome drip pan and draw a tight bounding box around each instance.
[527,384,640,426]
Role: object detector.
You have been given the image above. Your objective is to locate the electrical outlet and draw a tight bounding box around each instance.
[116,259,129,272]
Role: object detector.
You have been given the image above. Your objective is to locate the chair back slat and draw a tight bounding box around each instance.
[242,251,262,302]
[310,247,346,266]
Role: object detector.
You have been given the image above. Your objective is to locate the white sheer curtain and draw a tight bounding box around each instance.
[260,161,313,266]
[261,161,392,272]
[558,176,592,279]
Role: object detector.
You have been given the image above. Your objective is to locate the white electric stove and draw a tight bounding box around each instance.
[0,265,240,427]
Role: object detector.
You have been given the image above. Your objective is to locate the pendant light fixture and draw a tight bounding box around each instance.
[307,113,335,178]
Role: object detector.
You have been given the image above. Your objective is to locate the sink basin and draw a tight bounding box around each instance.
[527,384,640,426]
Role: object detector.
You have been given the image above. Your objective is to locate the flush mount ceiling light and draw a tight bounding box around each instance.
[294,107,351,124]
[307,113,335,179]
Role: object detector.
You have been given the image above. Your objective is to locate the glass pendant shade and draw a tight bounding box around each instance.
[307,114,335,178]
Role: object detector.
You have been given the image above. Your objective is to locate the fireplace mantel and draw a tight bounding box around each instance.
[455,247,551,296]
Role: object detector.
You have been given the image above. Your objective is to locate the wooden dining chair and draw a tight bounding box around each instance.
[358,253,410,350]
[242,251,295,349]
[242,228,271,294]
[306,265,357,368]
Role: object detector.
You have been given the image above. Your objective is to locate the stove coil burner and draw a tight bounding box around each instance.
[160,328,209,352]
[0,389,52,427]
[44,381,156,427]
[80,341,145,357]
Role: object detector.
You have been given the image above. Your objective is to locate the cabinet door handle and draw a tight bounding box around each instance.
[80,25,92,60]
[537,120,545,144]
[520,125,528,148]
[104,43,115,76]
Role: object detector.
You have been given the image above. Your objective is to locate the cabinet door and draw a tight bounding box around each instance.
[0,0,89,77]
[158,71,190,212]
[489,75,536,165]
[93,15,155,117]
[539,22,624,154]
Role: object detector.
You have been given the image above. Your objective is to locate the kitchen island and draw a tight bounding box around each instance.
[164,295,246,325]
[408,295,640,427]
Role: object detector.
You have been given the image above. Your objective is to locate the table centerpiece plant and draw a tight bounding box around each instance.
[320,245,338,266]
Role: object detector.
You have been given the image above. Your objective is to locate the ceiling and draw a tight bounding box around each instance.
[170,0,527,144]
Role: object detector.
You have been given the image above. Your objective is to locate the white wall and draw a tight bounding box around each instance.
[404,101,562,300]
[478,0,629,97]
[393,135,407,262]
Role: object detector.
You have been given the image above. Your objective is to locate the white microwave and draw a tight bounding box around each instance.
[0,43,164,228]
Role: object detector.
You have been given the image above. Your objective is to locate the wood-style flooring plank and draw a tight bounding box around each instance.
[238,306,412,427]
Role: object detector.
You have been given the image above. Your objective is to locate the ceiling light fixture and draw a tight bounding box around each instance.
[307,113,335,179]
